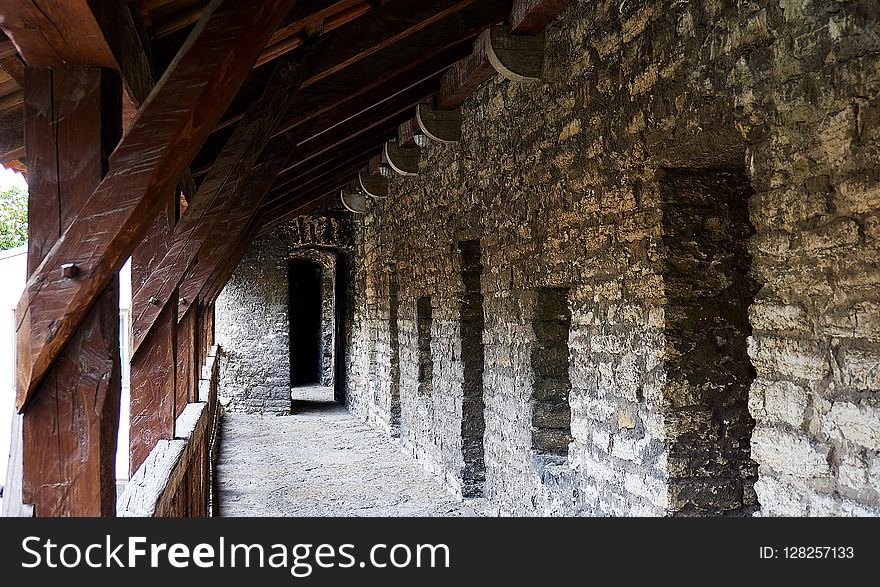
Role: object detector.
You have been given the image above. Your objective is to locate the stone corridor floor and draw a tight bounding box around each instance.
[216,386,484,516]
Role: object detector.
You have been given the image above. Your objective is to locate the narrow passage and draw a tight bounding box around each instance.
[217,386,483,517]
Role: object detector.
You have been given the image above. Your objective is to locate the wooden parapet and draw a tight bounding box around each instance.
[118,402,209,517]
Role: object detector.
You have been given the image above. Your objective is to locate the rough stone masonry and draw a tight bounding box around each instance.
[216,0,880,516]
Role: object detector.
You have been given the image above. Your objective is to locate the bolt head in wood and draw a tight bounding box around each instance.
[149,296,160,306]
[60,263,79,279]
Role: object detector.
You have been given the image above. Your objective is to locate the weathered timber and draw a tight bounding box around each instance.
[416,102,462,144]
[271,73,442,187]
[435,39,497,110]
[359,171,389,198]
[20,66,122,517]
[14,0,296,410]
[0,2,197,198]
[129,185,177,476]
[385,139,420,176]
[176,141,291,314]
[509,0,569,34]
[435,23,544,113]
[263,0,509,139]
[130,52,312,354]
[130,296,177,477]
[397,117,419,148]
[176,302,199,417]
[262,130,393,218]
[0,1,117,68]
[264,116,409,207]
[341,190,369,213]
[209,0,480,136]
[485,25,544,82]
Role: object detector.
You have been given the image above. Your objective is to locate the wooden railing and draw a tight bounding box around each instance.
[118,346,221,517]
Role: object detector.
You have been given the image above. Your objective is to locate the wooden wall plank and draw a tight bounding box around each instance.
[129,297,177,476]
[176,303,199,417]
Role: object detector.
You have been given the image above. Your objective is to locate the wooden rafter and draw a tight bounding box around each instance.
[14,0,297,410]
[510,0,569,34]
[131,52,314,354]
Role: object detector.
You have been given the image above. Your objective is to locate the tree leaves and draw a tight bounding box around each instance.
[0,186,27,250]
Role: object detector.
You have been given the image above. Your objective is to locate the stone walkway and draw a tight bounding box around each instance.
[216,386,484,517]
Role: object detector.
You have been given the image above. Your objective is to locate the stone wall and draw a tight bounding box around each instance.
[344,0,880,516]
[216,213,351,414]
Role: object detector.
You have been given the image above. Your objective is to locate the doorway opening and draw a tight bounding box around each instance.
[289,259,323,388]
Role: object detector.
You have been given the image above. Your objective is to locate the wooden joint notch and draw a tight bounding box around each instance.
[358,171,389,198]
[416,103,461,144]
[483,25,545,83]
[340,184,369,214]
[383,139,420,176]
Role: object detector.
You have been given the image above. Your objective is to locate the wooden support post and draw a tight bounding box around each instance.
[21,65,122,517]
[129,297,177,476]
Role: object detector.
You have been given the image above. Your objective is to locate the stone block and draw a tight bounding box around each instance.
[839,348,880,391]
[751,425,831,479]
[822,401,880,451]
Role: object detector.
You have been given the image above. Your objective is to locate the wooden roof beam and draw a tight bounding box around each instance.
[0,1,199,195]
[216,0,509,141]
[510,0,569,34]
[131,51,314,354]
[14,0,297,410]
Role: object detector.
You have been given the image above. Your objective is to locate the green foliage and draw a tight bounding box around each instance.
[0,186,28,251]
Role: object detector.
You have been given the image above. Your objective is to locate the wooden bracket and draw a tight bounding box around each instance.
[384,139,420,176]
[416,103,462,144]
[341,189,368,213]
[359,171,389,198]
[484,25,544,82]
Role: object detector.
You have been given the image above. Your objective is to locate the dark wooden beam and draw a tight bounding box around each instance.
[14,0,297,411]
[208,0,471,137]
[0,108,22,162]
[0,2,201,194]
[398,118,419,148]
[278,132,392,193]
[0,1,118,68]
[131,52,312,355]
[271,72,442,191]
[265,132,393,210]
[210,0,507,144]
[435,39,497,110]
[509,0,568,34]
[178,140,291,310]
[21,66,122,517]
[0,37,25,83]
